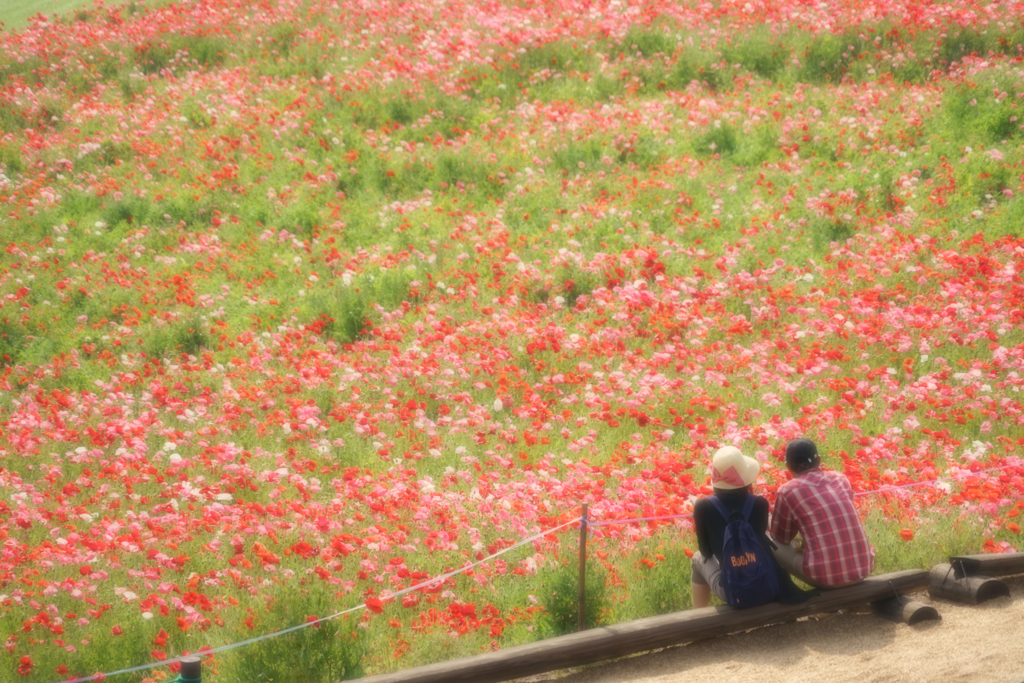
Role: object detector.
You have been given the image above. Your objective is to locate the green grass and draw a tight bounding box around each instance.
[537,559,610,636]
[1,0,141,31]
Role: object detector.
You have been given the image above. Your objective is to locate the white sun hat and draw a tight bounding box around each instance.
[710,446,760,490]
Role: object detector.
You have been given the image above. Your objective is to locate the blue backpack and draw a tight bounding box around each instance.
[708,496,780,608]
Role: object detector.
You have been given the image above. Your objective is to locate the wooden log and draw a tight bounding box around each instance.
[871,596,940,626]
[929,563,1010,605]
[948,553,1024,579]
[180,656,202,683]
[578,503,588,632]
[358,569,929,683]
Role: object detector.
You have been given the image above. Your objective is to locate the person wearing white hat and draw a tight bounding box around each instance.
[690,446,811,608]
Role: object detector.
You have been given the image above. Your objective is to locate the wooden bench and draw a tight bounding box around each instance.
[947,552,1024,579]
[928,553,1024,604]
[358,569,930,683]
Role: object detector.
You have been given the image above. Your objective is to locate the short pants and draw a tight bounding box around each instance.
[772,541,863,589]
[690,550,727,602]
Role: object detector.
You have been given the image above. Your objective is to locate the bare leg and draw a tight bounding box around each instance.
[690,550,720,608]
[691,581,711,609]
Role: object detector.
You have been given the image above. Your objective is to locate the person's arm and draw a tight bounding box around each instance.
[769,489,797,545]
[693,498,712,558]
[837,471,856,499]
[753,496,770,534]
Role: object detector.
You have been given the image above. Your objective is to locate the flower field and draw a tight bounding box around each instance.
[2,0,1024,680]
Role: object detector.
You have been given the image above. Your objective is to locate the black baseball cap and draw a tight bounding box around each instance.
[785,438,820,473]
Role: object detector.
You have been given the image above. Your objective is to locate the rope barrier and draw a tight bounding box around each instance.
[851,463,1018,496]
[54,517,582,683]
[588,463,1020,528]
[366,516,582,604]
[591,513,692,526]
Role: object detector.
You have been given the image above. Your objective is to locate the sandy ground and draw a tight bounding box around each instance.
[529,574,1024,683]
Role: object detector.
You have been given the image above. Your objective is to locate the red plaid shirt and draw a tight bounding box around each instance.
[771,469,874,586]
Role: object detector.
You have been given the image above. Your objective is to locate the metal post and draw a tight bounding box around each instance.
[577,503,588,632]
[180,656,202,683]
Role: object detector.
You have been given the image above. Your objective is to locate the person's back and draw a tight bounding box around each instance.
[694,488,770,564]
[771,438,874,588]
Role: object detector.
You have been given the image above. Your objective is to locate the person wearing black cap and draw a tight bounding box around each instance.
[769,438,875,588]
